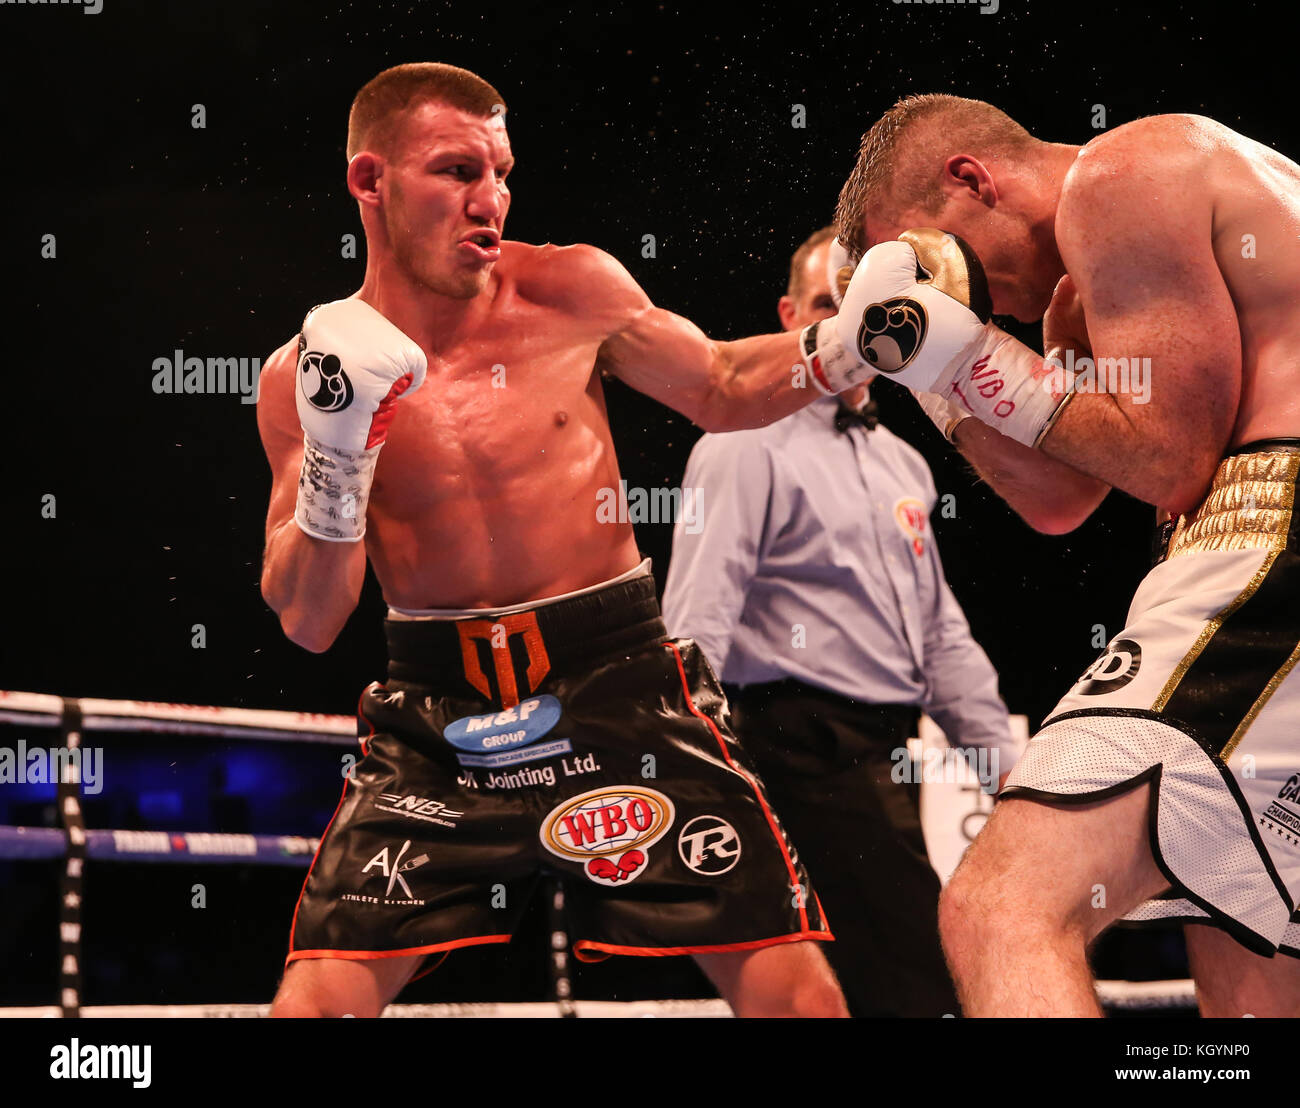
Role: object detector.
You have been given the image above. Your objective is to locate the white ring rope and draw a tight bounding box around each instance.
[0,1000,736,1018]
[0,982,1195,1018]
[0,689,355,743]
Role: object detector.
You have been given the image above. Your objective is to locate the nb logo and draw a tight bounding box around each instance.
[1077,638,1142,695]
[857,297,927,374]
[299,350,354,412]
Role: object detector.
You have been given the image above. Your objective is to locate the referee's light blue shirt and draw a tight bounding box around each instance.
[662,392,1016,763]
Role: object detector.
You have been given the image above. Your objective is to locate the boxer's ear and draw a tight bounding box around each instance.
[777,295,797,331]
[898,227,993,324]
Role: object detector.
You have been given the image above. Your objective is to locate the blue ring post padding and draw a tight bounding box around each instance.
[0,826,318,865]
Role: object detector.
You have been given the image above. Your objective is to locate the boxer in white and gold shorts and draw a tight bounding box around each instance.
[822,94,1300,1016]
[1012,442,1300,956]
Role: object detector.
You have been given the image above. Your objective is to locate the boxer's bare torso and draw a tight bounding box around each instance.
[259,101,817,646]
[260,242,648,609]
[1048,113,1300,452]
[1196,121,1300,445]
[939,112,1300,524]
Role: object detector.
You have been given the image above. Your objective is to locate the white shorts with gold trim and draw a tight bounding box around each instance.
[1004,445,1300,956]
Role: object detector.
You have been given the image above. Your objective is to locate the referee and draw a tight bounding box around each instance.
[662,226,1018,1016]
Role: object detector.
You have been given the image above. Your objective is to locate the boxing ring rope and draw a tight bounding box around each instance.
[0,1000,737,1018]
[0,690,356,743]
[0,689,1197,1016]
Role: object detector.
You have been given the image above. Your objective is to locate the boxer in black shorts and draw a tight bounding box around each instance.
[289,569,829,970]
[258,63,859,1016]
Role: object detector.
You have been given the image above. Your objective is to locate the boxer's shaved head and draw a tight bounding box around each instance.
[347,63,506,160]
[787,225,836,301]
[835,94,1038,262]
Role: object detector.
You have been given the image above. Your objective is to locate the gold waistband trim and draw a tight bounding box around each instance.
[1165,450,1300,559]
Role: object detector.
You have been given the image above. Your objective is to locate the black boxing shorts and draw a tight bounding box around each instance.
[286,570,832,973]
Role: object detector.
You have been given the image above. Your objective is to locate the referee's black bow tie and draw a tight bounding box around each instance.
[834,399,880,433]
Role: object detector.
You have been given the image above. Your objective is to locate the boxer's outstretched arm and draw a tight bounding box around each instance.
[257,339,367,652]
[1036,137,1241,515]
[577,246,820,430]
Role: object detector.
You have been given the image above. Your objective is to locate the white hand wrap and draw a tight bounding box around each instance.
[799,317,875,395]
[914,391,972,443]
[296,435,381,542]
[943,325,1076,448]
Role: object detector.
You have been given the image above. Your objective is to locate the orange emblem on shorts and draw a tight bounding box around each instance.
[456,611,551,708]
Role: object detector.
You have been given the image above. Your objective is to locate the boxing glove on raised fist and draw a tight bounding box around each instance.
[294,299,427,542]
[296,299,427,453]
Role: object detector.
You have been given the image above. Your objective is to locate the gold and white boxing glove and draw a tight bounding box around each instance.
[803,229,1074,447]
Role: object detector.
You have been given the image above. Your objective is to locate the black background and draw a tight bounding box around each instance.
[1,0,1281,1005]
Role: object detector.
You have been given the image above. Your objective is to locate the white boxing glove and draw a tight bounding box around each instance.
[807,228,1074,447]
[293,299,427,542]
[836,232,989,387]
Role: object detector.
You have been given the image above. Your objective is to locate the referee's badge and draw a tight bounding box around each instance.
[894,497,928,556]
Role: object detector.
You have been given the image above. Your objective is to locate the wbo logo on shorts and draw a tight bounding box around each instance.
[539,785,676,887]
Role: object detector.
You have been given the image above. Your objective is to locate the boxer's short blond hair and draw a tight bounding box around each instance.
[834,94,1037,263]
[347,63,506,161]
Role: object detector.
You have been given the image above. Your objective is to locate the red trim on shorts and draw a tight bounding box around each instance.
[664,642,815,934]
[286,684,379,956]
[572,928,833,963]
[286,932,512,968]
